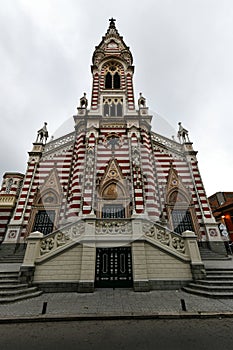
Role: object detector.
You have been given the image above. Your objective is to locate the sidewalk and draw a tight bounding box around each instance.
[1,259,233,323]
[1,287,233,323]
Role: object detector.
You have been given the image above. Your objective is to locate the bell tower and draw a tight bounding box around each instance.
[90,18,135,115]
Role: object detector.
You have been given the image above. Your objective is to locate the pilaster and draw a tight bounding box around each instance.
[182,230,206,280]
[131,241,150,291]
[77,244,96,292]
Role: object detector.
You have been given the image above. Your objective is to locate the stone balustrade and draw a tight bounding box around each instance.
[21,218,202,266]
[143,220,186,256]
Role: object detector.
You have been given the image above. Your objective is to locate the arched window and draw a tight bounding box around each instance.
[105,72,112,89]
[113,72,120,88]
[168,190,195,234]
[104,64,121,89]
[110,103,115,116]
[116,102,122,116]
[103,98,123,117]
[5,178,13,194]
[104,102,109,116]
[16,180,23,196]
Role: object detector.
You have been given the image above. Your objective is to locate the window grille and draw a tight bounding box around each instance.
[172,209,194,234]
[102,204,125,218]
[33,210,55,235]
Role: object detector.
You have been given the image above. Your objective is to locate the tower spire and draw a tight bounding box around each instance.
[104,17,120,36]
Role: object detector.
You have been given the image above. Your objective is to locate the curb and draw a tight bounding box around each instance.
[1,311,233,323]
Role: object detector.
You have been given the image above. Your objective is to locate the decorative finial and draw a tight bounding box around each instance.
[109,18,116,28]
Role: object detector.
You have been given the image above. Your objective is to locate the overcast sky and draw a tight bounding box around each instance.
[0,0,232,197]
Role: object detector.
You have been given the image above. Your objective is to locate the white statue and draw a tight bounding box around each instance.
[138,92,146,108]
[177,122,190,143]
[79,93,88,108]
[36,122,49,144]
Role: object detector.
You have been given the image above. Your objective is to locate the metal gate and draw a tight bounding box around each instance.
[95,247,133,288]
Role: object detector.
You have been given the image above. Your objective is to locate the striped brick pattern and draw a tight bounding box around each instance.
[15,146,74,237]
[96,127,131,214]
[126,73,135,110]
[129,132,144,213]
[65,133,85,219]
[91,72,99,110]
[14,162,38,222]
[82,132,96,215]
[99,67,105,91]
[0,209,12,241]
[152,144,210,237]
[140,130,160,219]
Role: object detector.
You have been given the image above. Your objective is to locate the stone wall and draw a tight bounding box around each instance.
[145,242,192,287]
[33,244,82,283]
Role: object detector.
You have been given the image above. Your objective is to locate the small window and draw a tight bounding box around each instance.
[104,103,109,116]
[113,72,120,88]
[5,178,13,194]
[172,210,194,234]
[117,103,122,116]
[103,98,123,117]
[16,180,23,196]
[33,210,55,235]
[105,72,112,89]
[102,205,125,218]
[104,71,121,89]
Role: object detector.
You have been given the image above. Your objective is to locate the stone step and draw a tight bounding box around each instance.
[196,279,233,286]
[0,279,19,284]
[0,258,24,263]
[0,284,28,290]
[0,286,38,297]
[183,264,233,298]
[0,251,25,263]
[182,286,233,298]
[206,269,233,274]
[199,247,229,260]
[0,273,19,279]
[0,290,43,303]
[205,275,233,280]
[188,282,233,292]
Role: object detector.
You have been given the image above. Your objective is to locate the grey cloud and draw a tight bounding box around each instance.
[0,0,232,195]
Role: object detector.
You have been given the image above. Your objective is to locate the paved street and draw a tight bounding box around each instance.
[1,318,233,350]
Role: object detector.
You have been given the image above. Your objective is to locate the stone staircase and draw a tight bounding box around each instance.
[199,246,230,260]
[0,244,26,263]
[183,267,233,298]
[0,270,43,303]
[0,250,25,263]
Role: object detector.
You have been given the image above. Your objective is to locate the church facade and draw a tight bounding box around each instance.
[0,19,224,292]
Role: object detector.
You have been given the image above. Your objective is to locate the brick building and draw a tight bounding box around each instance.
[0,19,224,292]
[208,192,233,242]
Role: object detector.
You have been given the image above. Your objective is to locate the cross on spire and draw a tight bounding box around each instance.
[109,17,116,28]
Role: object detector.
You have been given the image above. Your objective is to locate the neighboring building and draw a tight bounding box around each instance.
[0,19,224,292]
[208,192,233,242]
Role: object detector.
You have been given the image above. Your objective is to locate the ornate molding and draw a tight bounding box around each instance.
[40,220,85,256]
[96,220,132,235]
[43,132,75,154]
[143,221,186,254]
[151,132,182,154]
